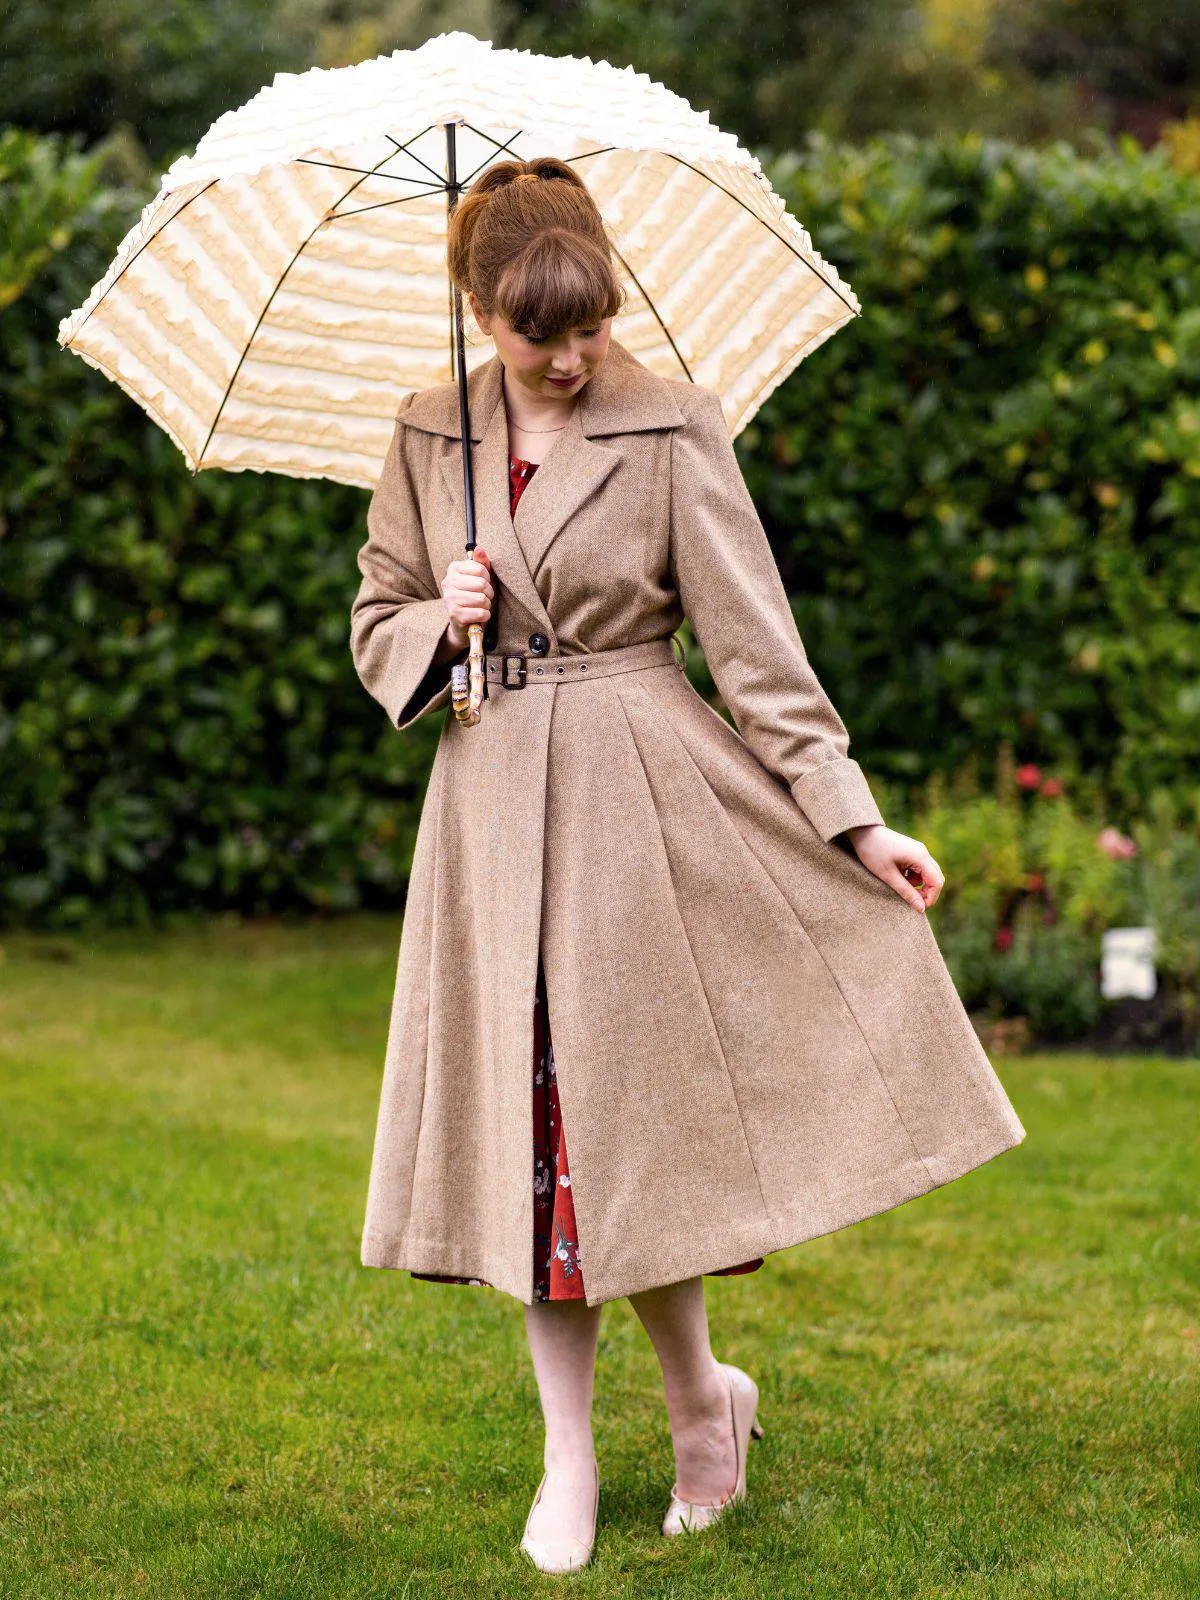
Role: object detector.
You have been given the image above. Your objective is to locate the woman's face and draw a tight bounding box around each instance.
[469,293,612,404]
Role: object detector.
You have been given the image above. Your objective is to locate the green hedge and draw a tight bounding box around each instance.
[2,125,1198,929]
[748,131,1200,803]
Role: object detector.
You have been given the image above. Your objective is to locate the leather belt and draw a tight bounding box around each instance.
[484,636,684,689]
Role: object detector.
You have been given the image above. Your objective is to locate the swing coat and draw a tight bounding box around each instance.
[350,337,1026,1307]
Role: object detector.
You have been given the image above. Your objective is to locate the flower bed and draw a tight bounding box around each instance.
[878,744,1200,1054]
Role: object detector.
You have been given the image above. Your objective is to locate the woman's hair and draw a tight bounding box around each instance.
[447,156,625,340]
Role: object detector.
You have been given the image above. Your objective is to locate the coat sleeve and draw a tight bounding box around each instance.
[349,394,461,731]
[668,385,885,844]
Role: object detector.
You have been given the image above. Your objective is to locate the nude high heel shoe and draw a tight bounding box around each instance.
[519,1457,600,1574]
[661,1362,764,1537]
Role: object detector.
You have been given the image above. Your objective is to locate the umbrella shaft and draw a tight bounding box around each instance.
[445,121,478,555]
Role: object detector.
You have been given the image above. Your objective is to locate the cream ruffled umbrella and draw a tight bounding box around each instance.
[58,29,862,720]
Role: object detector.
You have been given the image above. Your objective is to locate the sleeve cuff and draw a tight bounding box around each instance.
[790,758,885,844]
[398,657,454,729]
[385,598,460,731]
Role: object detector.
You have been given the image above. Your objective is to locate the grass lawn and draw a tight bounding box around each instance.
[0,914,1196,1599]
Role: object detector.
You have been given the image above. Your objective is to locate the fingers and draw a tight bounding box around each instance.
[446,589,493,614]
[442,553,494,635]
[900,849,945,910]
[853,827,947,912]
[445,558,494,594]
[856,830,946,913]
[890,866,929,913]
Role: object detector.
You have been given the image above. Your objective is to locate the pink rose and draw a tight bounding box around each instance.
[994,926,1014,952]
[1015,763,1042,789]
[1096,826,1137,860]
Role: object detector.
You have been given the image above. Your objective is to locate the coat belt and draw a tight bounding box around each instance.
[484,636,684,688]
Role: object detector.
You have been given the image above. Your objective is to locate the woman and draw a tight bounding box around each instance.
[349,157,1025,1574]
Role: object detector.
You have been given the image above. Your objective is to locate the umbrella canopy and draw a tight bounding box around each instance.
[57,30,861,489]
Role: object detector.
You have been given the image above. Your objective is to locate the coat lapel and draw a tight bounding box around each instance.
[510,409,620,576]
[417,338,688,638]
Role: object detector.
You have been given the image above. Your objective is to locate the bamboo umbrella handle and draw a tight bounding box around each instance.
[451,622,485,726]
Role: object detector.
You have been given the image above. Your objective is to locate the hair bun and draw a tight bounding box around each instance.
[515,172,540,183]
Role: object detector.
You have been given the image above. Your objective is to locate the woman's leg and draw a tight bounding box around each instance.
[628,1277,738,1504]
[522,1298,604,1543]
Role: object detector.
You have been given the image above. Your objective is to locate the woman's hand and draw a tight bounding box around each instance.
[844,823,945,913]
[439,548,494,652]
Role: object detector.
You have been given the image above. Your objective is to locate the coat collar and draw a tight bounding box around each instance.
[402,337,687,442]
[408,339,689,643]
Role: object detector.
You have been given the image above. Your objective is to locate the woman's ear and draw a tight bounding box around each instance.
[468,291,491,334]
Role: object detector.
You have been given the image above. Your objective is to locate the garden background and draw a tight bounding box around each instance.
[1,2,1198,1595]
[4,2,1200,1048]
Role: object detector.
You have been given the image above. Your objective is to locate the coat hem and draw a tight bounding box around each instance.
[360,1115,1026,1308]
[361,1229,534,1304]
[572,1116,1027,1304]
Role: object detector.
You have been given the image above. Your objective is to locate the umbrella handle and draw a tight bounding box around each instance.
[451,622,485,726]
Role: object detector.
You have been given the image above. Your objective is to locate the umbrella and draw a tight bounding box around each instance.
[58,29,863,723]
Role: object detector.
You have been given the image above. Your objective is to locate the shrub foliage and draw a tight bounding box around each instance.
[752,131,1200,805]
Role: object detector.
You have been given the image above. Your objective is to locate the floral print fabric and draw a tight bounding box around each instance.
[409,452,764,1298]
[532,956,585,1298]
[508,451,540,506]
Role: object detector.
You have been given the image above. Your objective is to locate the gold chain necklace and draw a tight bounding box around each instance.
[511,419,568,433]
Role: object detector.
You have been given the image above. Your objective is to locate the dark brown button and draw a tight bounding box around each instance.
[528,632,550,656]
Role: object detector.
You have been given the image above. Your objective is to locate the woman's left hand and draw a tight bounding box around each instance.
[843,823,945,913]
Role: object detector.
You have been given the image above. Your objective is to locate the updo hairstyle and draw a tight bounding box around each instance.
[447,156,625,341]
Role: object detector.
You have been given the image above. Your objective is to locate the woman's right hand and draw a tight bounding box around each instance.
[440,548,493,651]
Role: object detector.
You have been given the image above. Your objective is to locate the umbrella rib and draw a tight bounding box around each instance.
[298,159,444,187]
[320,125,451,216]
[325,185,447,220]
[606,241,692,382]
[560,146,618,164]
[461,120,517,154]
[659,152,861,318]
[197,143,410,468]
[60,180,220,347]
[384,132,446,187]
[459,125,525,184]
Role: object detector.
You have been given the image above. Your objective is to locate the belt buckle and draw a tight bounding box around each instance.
[501,654,527,689]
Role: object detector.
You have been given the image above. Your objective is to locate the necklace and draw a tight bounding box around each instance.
[511,419,568,433]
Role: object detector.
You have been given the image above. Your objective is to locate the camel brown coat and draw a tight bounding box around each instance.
[350,337,1026,1306]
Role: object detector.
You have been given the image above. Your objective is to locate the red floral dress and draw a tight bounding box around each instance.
[410,453,765,1299]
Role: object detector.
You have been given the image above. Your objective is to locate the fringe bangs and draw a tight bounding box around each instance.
[493,231,624,340]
